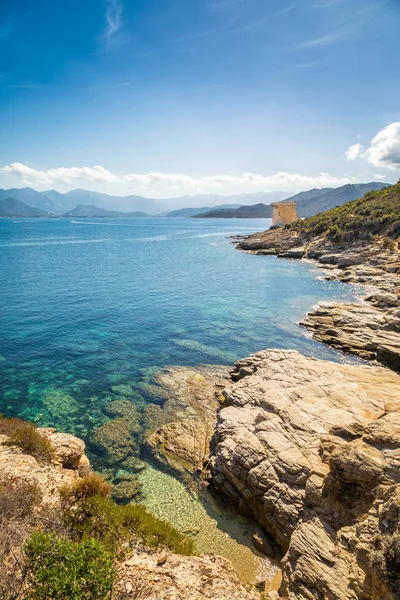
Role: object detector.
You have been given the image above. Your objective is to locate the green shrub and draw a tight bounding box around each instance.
[60,473,111,504]
[24,532,116,600]
[63,492,194,556]
[0,418,54,464]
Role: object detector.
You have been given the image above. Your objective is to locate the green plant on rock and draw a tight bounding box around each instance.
[0,417,54,464]
[24,532,116,600]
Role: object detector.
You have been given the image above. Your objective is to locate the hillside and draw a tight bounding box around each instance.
[290,181,400,242]
[194,182,389,219]
[0,197,50,218]
[64,204,151,218]
[289,182,389,218]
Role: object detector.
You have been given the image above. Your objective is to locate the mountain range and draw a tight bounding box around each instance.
[0,187,289,215]
[0,182,390,220]
[193,183,389,219]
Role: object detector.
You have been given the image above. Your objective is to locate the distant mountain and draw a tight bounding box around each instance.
[0,197,50,218]
[195,183,389,219]
[193,203,273,218]
[164,204,241,218]
[0,184,390,217]
[64,204,151,218]
[0,187,61,213]
[62,190,162,215]
[0,187,291,215]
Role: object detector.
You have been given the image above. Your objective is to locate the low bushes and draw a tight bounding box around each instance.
[0,417,54,463]
[0,480,42,521]
[24,532,116,600]
[61,475,194,556]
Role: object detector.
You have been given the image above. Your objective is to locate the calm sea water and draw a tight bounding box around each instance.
[0,216,362,581]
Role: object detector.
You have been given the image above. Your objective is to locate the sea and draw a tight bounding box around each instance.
[0,216,364,585]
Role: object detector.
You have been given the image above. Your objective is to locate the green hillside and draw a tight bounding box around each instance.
[289,182,400,244]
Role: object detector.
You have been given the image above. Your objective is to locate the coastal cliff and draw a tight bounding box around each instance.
[209,349,400,600]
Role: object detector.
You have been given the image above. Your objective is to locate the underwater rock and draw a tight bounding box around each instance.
[103,399,139,421]
[122,456,147,473]
[90,417,140,466]
[144,366,230,478]
[112,477,142,504]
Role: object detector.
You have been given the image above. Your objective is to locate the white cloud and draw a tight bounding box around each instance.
[345,143,363,161]
[373,174,386,180]
[0,162,357,198]
[103,0,123,46]
[363,122,400,170]
[345,122,400,170]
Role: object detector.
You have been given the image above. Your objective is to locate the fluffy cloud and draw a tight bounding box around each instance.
[345,143,363,161]
[345,122,400,170]
[1,163,118,185]
[363,122,400,170]
[0,162,356,197]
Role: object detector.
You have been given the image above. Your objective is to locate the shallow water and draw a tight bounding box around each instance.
[0,217,363,583]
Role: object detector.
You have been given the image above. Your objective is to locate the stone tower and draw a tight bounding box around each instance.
[271,201,298,227]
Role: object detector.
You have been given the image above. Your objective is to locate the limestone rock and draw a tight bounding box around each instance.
[0,428,89,506]
[38,430,85,470]
[209,349,400,600]
[147,419,211,475]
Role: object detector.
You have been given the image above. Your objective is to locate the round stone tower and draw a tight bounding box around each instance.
[271,201,298,227]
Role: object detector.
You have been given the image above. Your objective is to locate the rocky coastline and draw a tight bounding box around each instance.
[236,227,400,373]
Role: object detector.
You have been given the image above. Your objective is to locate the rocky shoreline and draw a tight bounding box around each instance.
[236,228,400,372]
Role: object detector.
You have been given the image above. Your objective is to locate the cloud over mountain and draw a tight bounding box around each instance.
[0,163,356,197]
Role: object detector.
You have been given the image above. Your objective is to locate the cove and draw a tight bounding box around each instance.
[0,217,364,584]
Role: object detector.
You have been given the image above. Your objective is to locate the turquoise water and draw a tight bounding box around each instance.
[0,215,363,448]
[0,216,362,581]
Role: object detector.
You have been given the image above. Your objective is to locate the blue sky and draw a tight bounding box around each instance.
[0,0,400,199]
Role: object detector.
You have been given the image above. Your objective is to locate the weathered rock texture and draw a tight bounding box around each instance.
[119,551,259,600]
[237,231,400,372]
[209,349,400,600]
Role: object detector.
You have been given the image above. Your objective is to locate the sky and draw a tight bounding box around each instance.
[0,0,400,200]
